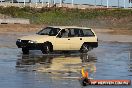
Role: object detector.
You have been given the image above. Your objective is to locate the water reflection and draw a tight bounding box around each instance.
[16,54,97,78]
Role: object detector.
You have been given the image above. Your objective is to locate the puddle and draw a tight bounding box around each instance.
[0,32,131,88]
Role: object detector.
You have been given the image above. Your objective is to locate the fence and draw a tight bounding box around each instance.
[0,1,132,9]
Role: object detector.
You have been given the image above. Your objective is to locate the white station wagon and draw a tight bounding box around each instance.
[16,26,98,54]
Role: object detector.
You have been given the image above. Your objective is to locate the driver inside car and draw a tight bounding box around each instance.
[61,29,69,38]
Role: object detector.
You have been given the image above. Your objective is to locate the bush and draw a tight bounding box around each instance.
[0,6,132,25]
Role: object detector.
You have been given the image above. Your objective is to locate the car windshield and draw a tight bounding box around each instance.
[37,27,61,36]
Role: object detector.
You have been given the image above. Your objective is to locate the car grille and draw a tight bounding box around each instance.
[21,40,29,44]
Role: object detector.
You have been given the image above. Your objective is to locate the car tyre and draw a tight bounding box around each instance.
[22,48,29,54]
[41,44,51,54]
[80,44,90,53]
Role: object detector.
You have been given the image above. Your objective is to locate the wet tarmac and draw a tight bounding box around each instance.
[0,32,132,88]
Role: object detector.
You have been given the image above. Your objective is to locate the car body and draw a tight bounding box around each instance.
[16,26,98,54]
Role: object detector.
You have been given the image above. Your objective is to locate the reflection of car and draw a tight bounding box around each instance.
[16,26,98,54]
[16,54,96,74]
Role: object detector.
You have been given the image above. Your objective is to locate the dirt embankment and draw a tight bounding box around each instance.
[0,14,11,19]
[91,16,132,30]
[0,24,44,33]
[0,24,132,35]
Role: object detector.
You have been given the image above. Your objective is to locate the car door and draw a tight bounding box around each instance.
[68,28,83,50]
[53,29,71,50]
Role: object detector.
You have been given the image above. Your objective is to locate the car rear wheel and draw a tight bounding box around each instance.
[80,44,91,53]
[41,44,51,54]
[22,48,29,54]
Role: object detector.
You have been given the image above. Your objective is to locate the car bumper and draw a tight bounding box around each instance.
[16,41,42,50]
[94,42,98,48]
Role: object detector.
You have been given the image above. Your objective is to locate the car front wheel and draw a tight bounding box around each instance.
[22,48,29,54]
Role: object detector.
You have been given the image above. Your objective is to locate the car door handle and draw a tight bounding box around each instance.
[68,39,70,40]
[80,38,82,40]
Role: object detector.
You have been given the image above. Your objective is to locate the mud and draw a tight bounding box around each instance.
[0,29,131,88]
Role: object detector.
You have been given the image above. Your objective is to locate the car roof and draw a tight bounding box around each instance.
[48,26,91,29]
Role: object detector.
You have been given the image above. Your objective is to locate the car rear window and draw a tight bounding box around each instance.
[82,29,95,37]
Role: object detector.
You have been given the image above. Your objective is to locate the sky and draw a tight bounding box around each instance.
[1,0,132,7]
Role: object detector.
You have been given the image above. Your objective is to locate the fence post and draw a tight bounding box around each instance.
[124,0,126,8]
[101,0,103,6]
[54,0,56,4]
[107,0,109,8]
[72,0,74,7]
[95,0,96,7]
[24,0,25,7]
[130,1,132,8]
[59,0,62,7]
[118,0,119,8]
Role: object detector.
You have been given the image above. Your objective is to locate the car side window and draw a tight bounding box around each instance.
[49,28,60,36]
[78,29,84,37]
[68,28,83,37]
[82,29,95,37]
[69,29,74,37]
[37,27,60,36]
[57,29,70,38]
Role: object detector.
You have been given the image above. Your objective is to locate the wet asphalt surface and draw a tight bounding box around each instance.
[0,32,132,88]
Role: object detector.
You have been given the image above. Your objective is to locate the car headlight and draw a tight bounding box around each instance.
[28,40,37,43]
[17,39,21,42]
